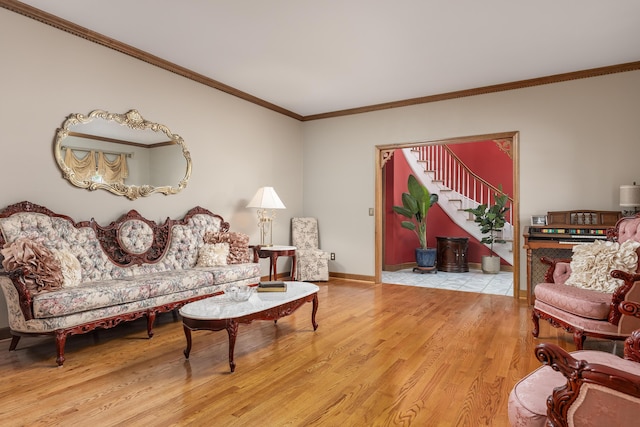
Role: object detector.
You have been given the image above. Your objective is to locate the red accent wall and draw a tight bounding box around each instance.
[448,140,513,196]
[385,142,513,267]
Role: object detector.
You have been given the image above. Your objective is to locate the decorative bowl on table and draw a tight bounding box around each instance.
[226,285,255,302]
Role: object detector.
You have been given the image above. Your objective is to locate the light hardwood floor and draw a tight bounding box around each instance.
[0,279,610,426]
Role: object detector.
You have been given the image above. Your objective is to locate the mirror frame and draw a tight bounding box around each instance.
[54,109,192,200]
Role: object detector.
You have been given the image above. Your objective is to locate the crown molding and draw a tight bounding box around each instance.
[0,0,303,121]
[302,61,640,121]
[3,0,639,122]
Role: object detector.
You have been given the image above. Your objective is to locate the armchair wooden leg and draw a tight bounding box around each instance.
[573,330,586,350]
[531,309,540,338]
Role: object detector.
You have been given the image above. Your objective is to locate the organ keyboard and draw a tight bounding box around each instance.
[523,210,622,304]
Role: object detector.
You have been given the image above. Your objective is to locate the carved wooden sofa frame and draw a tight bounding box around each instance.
[0,201,260,366]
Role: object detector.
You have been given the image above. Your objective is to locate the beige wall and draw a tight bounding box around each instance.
[0,10,304,328]
[2,7,640,330]
[303,70,640,289]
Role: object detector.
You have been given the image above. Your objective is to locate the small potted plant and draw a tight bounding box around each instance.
[392,174,439,270]
[464,185,509,274]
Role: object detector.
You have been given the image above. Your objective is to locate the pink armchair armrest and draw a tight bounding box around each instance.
[535,335,640,427]
[509,325,640,427]
[540,256,572,284]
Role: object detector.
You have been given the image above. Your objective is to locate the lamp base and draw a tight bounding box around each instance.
[257,212,275,246]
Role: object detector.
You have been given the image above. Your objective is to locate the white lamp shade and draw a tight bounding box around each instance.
[620,184,640,207]
[247,187,286,209]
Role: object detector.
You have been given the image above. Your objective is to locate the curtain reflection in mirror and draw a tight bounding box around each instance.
[64,148,129,185]
[98,152,128,184]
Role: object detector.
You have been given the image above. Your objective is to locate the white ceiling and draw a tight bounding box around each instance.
[17,0,640,117]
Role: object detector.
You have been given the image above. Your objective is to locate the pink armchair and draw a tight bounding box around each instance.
[508,326,640,426]
[532,214,640,349]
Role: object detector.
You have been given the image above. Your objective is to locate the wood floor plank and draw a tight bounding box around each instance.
[0,279,621,426]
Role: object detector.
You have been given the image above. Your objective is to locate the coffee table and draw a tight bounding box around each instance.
[179,281,319,372]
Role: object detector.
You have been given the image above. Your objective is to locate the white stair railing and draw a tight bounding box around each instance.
[414,145,513,222]
[404,146,514,264]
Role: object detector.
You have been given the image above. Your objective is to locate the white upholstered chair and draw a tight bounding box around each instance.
[291,217,329,281]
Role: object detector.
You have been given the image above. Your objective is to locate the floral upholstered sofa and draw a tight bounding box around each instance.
[0,201,260,366]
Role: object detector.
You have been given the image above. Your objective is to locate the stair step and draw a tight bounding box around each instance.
[432,179,444,183]
[448,198,462,202]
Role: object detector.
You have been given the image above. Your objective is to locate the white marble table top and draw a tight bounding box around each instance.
[258,245,296,251]
[179,281,318,320]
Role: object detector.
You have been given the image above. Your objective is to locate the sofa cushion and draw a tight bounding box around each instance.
[203,263,261,285]
[204,231,251,264]
[52,249,82,288]
[32,279,152,319]
[565,240,640,292]
[534,282,612,320]
[196,243,229,267]
[136,270,217,298]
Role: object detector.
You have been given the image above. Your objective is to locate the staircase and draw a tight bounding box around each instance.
[403,146,514,265]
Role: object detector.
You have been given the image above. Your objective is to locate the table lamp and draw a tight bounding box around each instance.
[247,186,286,246]
[620,182,640,216]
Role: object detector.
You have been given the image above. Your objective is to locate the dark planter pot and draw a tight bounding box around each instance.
[415,247,437,268]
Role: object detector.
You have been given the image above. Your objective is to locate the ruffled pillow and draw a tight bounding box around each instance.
[203,231,251,264]
[1,238,63,293]
[52,249,82,288]
[565,240,640,293]
[196,243,229,267]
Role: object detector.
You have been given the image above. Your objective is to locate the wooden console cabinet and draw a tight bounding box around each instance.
[436,237,469,272]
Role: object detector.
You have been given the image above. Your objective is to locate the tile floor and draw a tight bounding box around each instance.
[382,268,514,296]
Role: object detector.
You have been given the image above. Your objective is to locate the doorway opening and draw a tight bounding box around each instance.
[374,132,520,298]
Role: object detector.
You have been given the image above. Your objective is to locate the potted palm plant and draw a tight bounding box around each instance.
[464,185,509,274]
[392,174,439,270]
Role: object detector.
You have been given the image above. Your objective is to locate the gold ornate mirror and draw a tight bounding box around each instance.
[54,109,192,200]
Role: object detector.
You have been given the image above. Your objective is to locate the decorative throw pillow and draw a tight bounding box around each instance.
[196,243,229,267]
[1,238,64,293]
[203,231,251,264]
[52,249,82,288]
[565,240,640,293]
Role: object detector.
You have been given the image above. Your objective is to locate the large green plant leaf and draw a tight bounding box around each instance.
[391,174,435,249]
[464,185,510,254]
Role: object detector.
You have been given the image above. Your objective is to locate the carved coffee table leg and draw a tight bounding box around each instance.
[311,294,319,331]
[226,320,239,373]
[183,325,193,359]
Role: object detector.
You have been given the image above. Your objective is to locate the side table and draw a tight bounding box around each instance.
[252,245,297,280]
[436,237,469,272]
